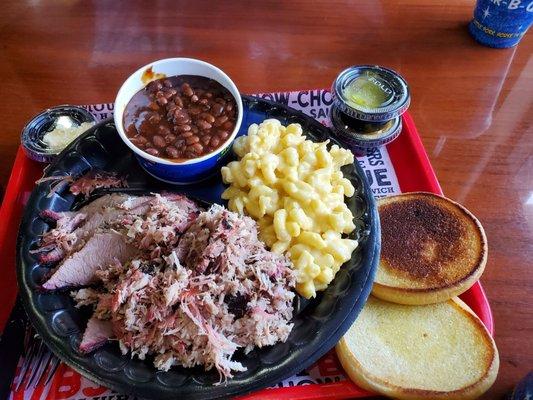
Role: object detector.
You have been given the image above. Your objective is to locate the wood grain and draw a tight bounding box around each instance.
[1,1,531,398]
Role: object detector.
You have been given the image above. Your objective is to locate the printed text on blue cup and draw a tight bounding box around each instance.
[469,0,533,48]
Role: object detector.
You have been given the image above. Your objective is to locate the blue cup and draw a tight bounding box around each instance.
[469,0,533,48]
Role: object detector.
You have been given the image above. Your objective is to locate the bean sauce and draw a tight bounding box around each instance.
[123,75,237,161]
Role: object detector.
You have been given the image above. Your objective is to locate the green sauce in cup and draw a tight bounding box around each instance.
[344,73,395,109]
[330,65,410,154]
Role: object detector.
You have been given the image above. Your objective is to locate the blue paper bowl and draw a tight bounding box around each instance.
[114,58,243,184]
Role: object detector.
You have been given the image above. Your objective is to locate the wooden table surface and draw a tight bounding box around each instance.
[1,1,531,398]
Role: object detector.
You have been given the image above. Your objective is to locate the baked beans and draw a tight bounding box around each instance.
[123,75,238,161]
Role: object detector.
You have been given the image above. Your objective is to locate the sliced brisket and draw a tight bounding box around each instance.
[79,315,114,353]
[42,231,138,290]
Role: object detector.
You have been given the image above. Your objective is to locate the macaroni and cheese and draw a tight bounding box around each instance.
[221,119,358,298]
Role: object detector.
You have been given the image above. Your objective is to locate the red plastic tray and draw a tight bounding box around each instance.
[0,111,493,400]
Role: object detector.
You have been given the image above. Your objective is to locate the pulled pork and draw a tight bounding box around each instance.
[67,201,294,380]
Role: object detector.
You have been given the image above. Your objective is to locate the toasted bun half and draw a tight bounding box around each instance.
[373,192,487,305]
[336,296,499,400]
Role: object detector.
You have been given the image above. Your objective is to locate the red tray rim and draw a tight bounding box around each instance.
[0,110,494,400]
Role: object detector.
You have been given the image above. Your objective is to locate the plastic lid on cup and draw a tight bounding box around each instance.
[21,105,97,163]
[332,65,410,122]
[330,106,402,150]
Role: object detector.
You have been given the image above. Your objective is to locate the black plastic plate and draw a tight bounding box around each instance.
[17,96,380,399]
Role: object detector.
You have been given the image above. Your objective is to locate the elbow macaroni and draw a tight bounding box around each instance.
[221,119,358,298]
